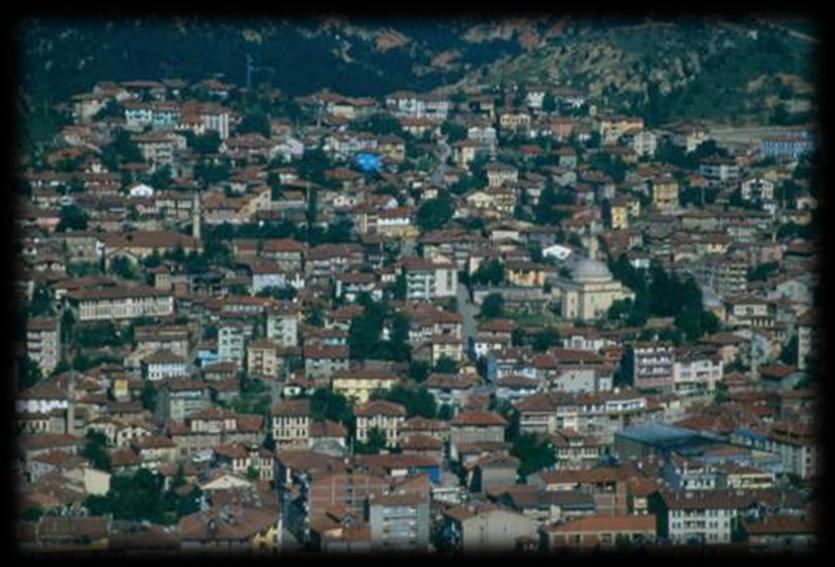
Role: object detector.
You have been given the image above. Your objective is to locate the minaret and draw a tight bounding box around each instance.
[192,191,201,241]
[66,369,76,436]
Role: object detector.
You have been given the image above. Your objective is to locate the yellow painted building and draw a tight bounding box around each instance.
[331,370,399,404]
[651,177,679,211]
[610,203,629,230]
[505,261,548,288]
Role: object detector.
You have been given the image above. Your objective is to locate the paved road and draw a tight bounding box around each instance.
[456,282,479,361]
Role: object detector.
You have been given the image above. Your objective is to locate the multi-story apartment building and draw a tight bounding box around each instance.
[246,339,279,379]
[516,390,656,443]
[672,349,723,395]
[26,317,61,376]
[271,399,311,450]
[66,286,174,322]
[304,345,350,381]
[699,157,741,186]
[626,342,675,391]
[355,401,407,448]
[650,176,679,212]
[156,380,211,422]
[331,369,399,404]
[543,514,657,549]
[403,257,458,301]
[795,310,816,371]
[142,350,190,382]
[651,489,793,546]
[218,322,246,368]
[631,130,657,158]
[724,296,776,329]
[730,421,820,481]
[368,491,431,552]
[760,133,814,160]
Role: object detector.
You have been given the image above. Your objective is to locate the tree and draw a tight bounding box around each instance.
[86,468,201,525]
[21,506,44,522]
[141,381,157,412]
[355,427,388,455]
[441,121,467,143]
[511,433,556,478]
[324,218,353,244]
[348,301,385,360]
[310,388,354,428]
[589,152,627,184]
[471,259,505,287]
[29,284,55,316]
[542,92,557,113]
[296,148,333,187]
[481,293,505,320]
[408,361,431,383]
[76,321,122,348]
[149,165,173,190]
[534,184,574,225]
[193,158,231,186]
[101,129,143,170]
[358,114,404,137]
[81,430,111,471]
[237,111,271,137]
[372,385,436,419]
[532,327,561,352]
[747,262,778,283]
[608,298,633,321]
[191,130,222,155]
[434,356,458,374]
[389,313,412,363]
[20,356,43,391]
[780,335,799,366]
[110,256,137,279]
[56,204,89,232]
[417,192,455,232]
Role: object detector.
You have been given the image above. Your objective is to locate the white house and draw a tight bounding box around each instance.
[142,350,190,381]
[128,183,155,198]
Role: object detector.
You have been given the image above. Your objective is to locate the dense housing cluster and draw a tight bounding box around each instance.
[14,66,819,554]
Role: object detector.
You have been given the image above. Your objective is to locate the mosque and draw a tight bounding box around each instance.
[554,252,635,322]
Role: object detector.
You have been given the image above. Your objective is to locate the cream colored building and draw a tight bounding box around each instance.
[66,286,175,322]
[331,370,399,404]
[355,400,407,448]
[271,399,310,450]
[556,257,635,322]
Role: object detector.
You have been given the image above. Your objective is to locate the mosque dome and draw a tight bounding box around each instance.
[571,257,612,283]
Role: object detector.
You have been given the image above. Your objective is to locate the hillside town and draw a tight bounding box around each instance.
[13,68,820,554]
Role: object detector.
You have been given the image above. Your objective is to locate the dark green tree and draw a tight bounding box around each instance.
[408,360,431,383]
[310,388,354,428]
[481,293,505,320]
[471,259,505,287]
[532,327,561,352]
[355,427,388,455]
[81,430,111,471]
[433,356,458,374]
[237,111,271,137]
[511,433,556,478]
[56,205,89,232]
[417,192,455,233]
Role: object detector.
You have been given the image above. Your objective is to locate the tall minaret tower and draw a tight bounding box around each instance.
[192,191,201,241]
[66,369,76,436]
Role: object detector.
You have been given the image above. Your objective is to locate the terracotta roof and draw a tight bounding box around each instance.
[271,399,310,417]
[310,420,348,438]
[355,400,407,417]
[546,514,656,533]
[451,410,507,427]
